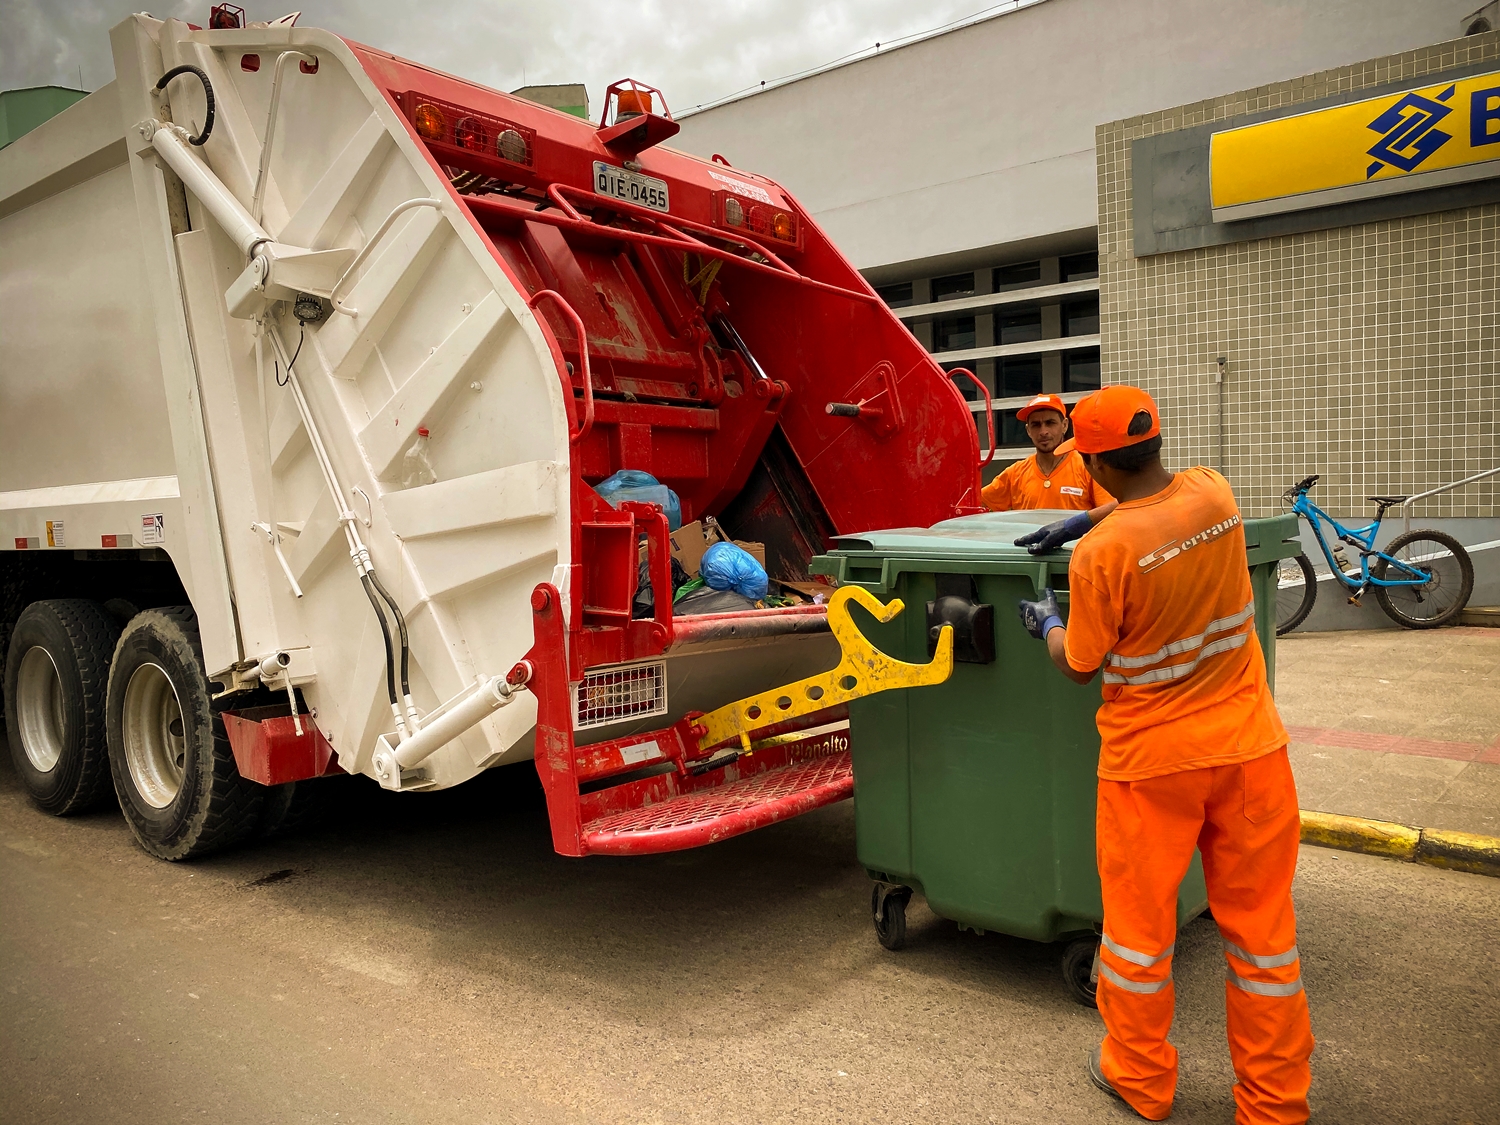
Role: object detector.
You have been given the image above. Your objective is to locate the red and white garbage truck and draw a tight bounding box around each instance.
[0,7,985,860]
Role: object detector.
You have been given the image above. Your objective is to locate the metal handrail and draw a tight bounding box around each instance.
[945,367,996,468]
[527,289,595,444]
[330,198,443,316]
[250,51,318,224]
[1401,465,1500,533]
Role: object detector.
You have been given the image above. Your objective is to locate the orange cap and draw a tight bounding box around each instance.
[1070,385,1161,453]
[1015,393,1068,422]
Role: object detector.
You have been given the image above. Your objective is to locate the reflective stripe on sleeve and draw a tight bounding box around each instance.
[1099,963,1172,995]
[1103,631,1250,686]
[1228,971,1304,997]
[1106,603,1255,670]
[1223,940,1300,969]
[1103,934,1175,968]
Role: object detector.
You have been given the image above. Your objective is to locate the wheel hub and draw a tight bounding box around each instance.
[15,646,65,773]
[121,662,187,808]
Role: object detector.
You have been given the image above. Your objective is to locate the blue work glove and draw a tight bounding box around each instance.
[1013,511,1093,556]
[1017,587,1064,640]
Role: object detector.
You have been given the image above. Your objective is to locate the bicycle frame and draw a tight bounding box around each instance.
[1289,492,1430,590]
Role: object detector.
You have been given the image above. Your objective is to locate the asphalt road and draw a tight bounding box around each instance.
[2,762,1496,1125]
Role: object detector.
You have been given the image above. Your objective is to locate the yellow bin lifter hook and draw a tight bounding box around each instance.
[694,585,955,754]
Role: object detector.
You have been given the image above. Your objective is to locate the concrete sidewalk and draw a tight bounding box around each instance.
[1276,626,1500,837]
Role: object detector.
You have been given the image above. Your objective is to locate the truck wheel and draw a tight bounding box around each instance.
[3,599,121,815]
[106,607,264,860]
[871,882,911,951]
[1062,936,1100,1008]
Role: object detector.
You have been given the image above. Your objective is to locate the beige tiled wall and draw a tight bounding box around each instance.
[1098,36,1500,519]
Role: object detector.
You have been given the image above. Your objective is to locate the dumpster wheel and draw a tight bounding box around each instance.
[871,882,911,951]
[1061,936,1100,1008]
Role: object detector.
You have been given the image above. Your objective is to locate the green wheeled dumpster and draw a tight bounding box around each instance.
[811,509,1301,1005]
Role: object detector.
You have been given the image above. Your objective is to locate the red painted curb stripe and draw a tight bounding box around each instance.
[1286,724,1496,763]
[1480,733,1500,766]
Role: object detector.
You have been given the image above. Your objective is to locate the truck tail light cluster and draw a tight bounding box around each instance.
[712,190,799,248]
[396,92,536,169]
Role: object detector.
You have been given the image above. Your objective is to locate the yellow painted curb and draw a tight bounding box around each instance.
[1299,811,1419,860]
[1299,810,1500,877]
[1415,827,1500,877]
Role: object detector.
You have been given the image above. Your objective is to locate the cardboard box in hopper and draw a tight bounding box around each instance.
[657,520,766,578]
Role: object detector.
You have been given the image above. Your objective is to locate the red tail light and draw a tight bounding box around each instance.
[454,115,485,151]
[396,92,536,169]
[712,190,799,248]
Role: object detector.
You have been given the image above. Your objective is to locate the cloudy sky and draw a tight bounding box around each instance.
[0,0,1021,115]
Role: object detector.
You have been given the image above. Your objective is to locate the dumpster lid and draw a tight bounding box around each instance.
[829,510,1075,560]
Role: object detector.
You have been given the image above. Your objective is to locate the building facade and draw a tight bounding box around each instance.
[1100,32,1500,522]
[673,0,1485,468]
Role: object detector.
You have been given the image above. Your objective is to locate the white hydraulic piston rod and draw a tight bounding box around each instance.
[370,673,524,787]
[144,120,271,256]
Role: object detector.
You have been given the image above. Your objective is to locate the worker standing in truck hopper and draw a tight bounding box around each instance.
[981,393,1111,511]
[981,394,1115,549]
[1015,386,1313,1124]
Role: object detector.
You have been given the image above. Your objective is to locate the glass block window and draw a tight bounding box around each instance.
[994,261,1042,291]
[931,272,977,301]
[999,309,1043,345]
[997,408,1030,447]
[998,356,1043,398]
[1064,297,1100,337]
[934,314,976,352]
[1061,252,1099,280]
[1064,347,1101,391]
[876,281,914,308]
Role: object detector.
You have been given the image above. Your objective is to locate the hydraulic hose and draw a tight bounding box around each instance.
[155,65,216,146]
[360,573,400,707]
[366,569,412,700]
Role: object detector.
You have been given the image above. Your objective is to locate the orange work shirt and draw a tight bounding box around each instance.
[981,448,1110,512]
[1063,467,1286,781]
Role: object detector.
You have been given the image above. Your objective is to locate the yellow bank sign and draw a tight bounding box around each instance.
[1210,71,1500,221]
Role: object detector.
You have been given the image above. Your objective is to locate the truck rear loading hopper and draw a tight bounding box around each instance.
[0,9,987,860]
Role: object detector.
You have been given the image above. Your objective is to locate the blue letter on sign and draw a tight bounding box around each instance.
[1471,87,1500,146]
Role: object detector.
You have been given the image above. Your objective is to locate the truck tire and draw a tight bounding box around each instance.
[106,607,264,860]
[3,599,121,815]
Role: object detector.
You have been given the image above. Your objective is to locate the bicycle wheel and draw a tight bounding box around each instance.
[1372,530,1474,629]
[1274,553,1317,636]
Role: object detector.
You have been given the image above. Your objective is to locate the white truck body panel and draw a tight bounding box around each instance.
[2,16,575,789]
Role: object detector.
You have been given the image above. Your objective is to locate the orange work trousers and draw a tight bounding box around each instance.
[1094,745,1313,1123]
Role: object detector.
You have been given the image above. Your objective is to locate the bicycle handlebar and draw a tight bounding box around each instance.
[1293,474,1320,493]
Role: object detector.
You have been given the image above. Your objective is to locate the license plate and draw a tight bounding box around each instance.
[593,161,670,212]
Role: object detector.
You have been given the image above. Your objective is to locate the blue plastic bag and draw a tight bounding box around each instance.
[594,469,682,531]
[700,541,768,601]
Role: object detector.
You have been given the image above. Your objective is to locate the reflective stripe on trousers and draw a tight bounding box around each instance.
[1099,934,1174,995]
[1225,938,1304,997]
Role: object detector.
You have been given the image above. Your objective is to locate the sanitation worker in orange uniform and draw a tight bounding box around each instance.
[1015,386,1314,1124]
[982,393,1112,513]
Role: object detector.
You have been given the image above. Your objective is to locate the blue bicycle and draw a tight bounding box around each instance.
[1276,475,1474,632]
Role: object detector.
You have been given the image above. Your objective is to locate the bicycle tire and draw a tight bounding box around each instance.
[1372,530,1474,629]
[1274,553,1318,636]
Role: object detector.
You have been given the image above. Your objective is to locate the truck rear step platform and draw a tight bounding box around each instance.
[579,727,851,855]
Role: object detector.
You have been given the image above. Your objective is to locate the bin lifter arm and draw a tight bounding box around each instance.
[693,586,954,754]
